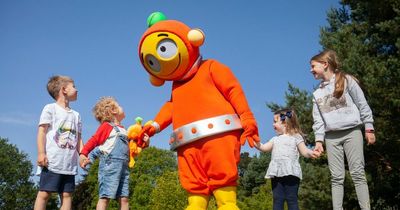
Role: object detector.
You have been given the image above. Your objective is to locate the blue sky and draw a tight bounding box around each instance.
[0,0,339,181]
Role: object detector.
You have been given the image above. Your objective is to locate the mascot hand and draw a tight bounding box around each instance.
[240,118,260,148]
[138,125,156,147]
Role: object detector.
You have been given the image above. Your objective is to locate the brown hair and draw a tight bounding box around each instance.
[310,49,351,98]
[92,96,119,123]
[274,108,303,136]
[47,75,74,100]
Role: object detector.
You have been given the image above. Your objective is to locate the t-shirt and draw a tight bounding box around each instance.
[265,134,304,179]
[38,103,82,175]
[80,122,127,157]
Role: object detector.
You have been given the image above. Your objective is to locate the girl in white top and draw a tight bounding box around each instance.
[255,108,319,210]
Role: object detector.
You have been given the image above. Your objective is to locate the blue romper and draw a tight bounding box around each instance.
[98,123,130,199]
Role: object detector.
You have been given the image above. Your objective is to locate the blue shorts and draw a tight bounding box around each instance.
[98,157,129,199]
[39,167,75,193]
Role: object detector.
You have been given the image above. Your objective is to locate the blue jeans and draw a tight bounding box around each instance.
[271,175,300,210]
[98,130,130,199]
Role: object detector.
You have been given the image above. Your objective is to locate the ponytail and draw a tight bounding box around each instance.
[311,49,357,98]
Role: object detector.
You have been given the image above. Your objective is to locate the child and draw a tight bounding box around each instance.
[310,49,375,210]
[255,108,318,210]
[79,97,148,210]
[34,75,83,210]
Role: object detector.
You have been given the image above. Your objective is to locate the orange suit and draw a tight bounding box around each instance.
[138,12,259,197]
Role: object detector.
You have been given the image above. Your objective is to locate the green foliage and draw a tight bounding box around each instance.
[0,137,37,210]
[72,159,99,209]
[130,146,177,209]
[299,159,332,210]
[238,152,252,177]
[149,171,187,209]
[73,146,178,210]
[238,152,270,197]
[238,183,273,210]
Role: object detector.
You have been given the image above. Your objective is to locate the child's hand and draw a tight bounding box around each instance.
[310,150,321,159]
[79,154,90,169]
[365,132,376,145]
[138,125,156,147]
[37,153,48,167]
[142,134,150,147]
[314,141,324,154]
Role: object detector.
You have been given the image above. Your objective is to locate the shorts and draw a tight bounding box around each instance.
[98,157,129,199]
[39,167,75,193]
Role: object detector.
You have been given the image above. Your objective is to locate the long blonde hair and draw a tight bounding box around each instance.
[310,49,353,98]
[275,108,303,136]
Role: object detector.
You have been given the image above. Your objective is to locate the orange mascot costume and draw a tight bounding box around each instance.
[138,12,259,210]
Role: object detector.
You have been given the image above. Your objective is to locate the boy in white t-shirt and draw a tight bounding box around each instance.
[34,75,84,210]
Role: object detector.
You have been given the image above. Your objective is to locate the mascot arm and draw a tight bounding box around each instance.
[154,101,173,131]
[139,101,172,141]
[210,61,260,147]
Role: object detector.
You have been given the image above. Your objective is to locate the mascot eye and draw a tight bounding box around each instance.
[145,54,161,72]
[157,39,177,59]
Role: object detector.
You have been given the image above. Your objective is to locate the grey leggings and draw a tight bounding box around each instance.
[325,127,370,210]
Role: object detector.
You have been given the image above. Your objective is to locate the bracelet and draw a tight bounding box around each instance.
[365,129,375,133]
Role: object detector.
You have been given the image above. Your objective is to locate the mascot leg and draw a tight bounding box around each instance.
[185,194,209,210]
[213,186,240,210]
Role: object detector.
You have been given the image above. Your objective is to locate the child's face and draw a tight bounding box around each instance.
[115,103,125,122]
[310,60,328,80]
[273,114,285,135]
[63,82,78,101]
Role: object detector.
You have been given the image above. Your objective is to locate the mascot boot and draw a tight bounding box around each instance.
[185,194,209,210]
[213,186,240,210]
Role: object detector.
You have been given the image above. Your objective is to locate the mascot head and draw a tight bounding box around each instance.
[138,12,205,86]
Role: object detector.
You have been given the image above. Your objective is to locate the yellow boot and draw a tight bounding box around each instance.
[185,194,209,210]
[213,186,240,210]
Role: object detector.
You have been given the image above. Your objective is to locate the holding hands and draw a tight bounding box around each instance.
[313,141,324,158]
[79,154,91,169]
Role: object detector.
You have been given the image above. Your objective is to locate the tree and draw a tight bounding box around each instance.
[238,183,273,210]
[72,159,99,210]
[237,152,273,209]
[73,146,178,210]
[238,152,270,197]
[0,137,37,210]
[149,171,187,210]
[320,0,400,208]
[238,152,252,177]
[129,146,177,210]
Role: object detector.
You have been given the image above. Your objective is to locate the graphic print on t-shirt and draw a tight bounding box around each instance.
[316,94,347,113]
[54,119,77,150]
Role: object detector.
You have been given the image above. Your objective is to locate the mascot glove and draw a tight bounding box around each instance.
[138,124,157,147]
[240,117,260,148]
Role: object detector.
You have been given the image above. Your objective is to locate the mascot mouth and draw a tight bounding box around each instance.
[142,53,181,79]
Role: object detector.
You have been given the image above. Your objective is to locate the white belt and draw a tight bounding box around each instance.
[169,114,242,151]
